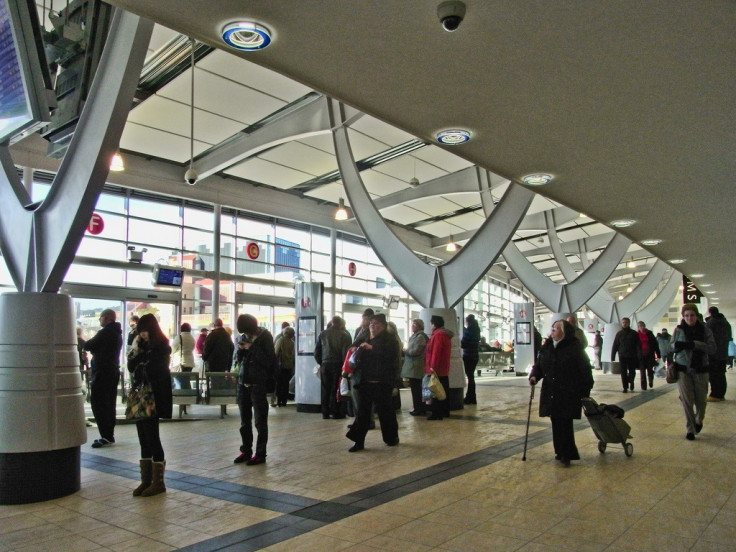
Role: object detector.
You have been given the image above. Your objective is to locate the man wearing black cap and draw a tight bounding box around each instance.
[706,306,732,401]
[345,313,400,451]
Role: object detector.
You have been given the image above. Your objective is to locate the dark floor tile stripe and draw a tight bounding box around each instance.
[86,388,669,551]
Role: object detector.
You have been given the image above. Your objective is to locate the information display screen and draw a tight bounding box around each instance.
[153,267,184,287]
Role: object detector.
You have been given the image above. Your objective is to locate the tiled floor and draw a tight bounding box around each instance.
[2,370,736,552]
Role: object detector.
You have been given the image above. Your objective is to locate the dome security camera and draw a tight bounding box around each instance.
[184,168,199,186]
[437,0,466,32]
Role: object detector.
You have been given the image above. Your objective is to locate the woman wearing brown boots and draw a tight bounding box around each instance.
[127,313,172,496]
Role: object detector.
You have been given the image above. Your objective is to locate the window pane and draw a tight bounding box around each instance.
[184,228,212,255]
[31,182,50,203]
[311,231,331,254]
[65,264,125,286]
[184,206,213,230]
[129,198,180,223]
[96,192,126,214]
[76,238,128,261]
[128,219,181,249]
[220,213,237,235]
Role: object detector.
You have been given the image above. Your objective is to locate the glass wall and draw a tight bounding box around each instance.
[0,176,532,341]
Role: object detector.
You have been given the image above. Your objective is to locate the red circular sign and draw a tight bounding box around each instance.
[246,242,260,259]
[348,262,356,276]
[87,213,104,235]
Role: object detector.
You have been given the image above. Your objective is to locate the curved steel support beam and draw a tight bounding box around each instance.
[545,213,670,323]
[631,270,680,328]
[194,95,361,179]
[331,101,533,308]
[0,10,153,292]
[503,231,631,313]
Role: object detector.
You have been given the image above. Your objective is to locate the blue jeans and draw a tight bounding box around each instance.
[237,384,269,458]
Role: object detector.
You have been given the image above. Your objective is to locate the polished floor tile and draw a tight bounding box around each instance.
[2,370,736,551]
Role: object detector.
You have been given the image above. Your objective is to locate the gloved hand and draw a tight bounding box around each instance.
[674,341,694,352]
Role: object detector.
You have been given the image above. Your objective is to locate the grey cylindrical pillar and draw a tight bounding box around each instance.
[0,293,86,504]
[602,322,623,375]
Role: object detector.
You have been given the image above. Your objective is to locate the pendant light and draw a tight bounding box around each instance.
[446,236,458,252]
[334,198,348,221]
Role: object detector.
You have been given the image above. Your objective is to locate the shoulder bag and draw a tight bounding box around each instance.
[125,368,157,420]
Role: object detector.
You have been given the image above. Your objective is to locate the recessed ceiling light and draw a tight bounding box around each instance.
[669,259,686,264]
[436,129,471,145]
[706,291,716,294]
[641,239,662,246]
[611,219,636,228]
[222,22,272,51]
[700,284,712,287]
[690,273,705,278]
[521,173,554,186]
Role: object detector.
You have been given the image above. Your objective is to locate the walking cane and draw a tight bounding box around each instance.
[522,384,535,461]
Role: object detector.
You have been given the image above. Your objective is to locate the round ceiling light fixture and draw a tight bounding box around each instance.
[610,219,636,228]
[436,129,471,145]
[222,22,272,51]
[521,173,554,186]
[640,238,662,246]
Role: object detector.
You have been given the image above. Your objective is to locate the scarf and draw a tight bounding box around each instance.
[638,330,650,355]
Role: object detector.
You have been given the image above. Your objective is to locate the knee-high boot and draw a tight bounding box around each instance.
[133,458,152,497]
[141,460,166,497]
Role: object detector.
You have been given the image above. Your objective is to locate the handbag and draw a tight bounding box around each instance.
[428,372,446,401]
[125,380,157,420]
[665,362,678,384]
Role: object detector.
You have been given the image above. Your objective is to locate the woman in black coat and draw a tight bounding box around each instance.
[461,314,481,404]
[529,319,594,466]
[127,313,172,496]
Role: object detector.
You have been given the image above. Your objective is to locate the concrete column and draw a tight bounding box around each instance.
[0,293,85,504]
[602,323,622,375]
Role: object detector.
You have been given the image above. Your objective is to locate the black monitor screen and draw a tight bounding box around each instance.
[155,267,184,287]
[0,0,52,144]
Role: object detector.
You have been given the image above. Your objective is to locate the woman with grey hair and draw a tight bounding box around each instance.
[529,319,593,466]
[401,319,429,415]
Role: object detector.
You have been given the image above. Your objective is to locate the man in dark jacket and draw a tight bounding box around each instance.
[611,317,640,393]
[315,315,352,419]
[345,314,400,451]
[84,309,123,448]
[706,306,733,401]
[202,318,234,372]
[233,314,277,465]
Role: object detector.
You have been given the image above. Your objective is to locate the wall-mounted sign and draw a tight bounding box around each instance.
[682,276,702,304]
[246,242,260,260]
[87,213,104,235]
[348,261,356,276]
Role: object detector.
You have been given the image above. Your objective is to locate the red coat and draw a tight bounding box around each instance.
[425,328,453,376]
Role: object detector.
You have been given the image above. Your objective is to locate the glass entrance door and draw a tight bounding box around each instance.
[60,283,181,395]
